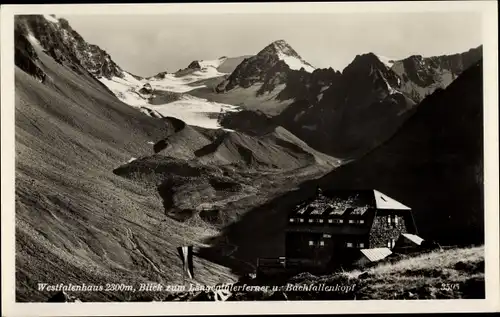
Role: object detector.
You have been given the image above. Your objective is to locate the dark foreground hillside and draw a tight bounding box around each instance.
[15,38,237,302]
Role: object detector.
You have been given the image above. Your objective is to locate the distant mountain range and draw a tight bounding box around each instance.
[15,15,482,160]
[215,41,482,158]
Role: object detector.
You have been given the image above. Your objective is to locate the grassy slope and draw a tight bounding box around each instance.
[15,50,237,302]
[143,246,485,301]
[346,246,484,299]
[280,246,485,300]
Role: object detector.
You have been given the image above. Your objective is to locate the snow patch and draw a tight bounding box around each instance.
[381,76,399,95]
[100,76,148,107]
[302,124,317,131]
[198,57,227,69]
[277,51,315,73]
[317,93,324,102]
[26,33,41,46]
[43,15,59,24]
[127,157,137,163]
[147,141,155,145]
[376,54,396,69]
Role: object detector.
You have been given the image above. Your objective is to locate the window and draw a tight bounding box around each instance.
[349,219,355,224]
[358,243,365,248]
[346,242,353,248]
[308,219,313,223]
[359,219,365,224]
[387,239,396,248]
[323,234,332,238]
[328,219,333,223]
[299,218,304,223]
[319,219,324,223]
[319,241,325,246]
[339,219,344,224]
[289,218,295,223]
[387,215,399,227]
[308,240,314,246]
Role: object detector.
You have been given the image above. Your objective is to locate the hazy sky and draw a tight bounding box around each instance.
[62,12,482,77]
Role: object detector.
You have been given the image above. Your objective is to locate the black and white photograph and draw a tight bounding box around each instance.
[1,1,499,315]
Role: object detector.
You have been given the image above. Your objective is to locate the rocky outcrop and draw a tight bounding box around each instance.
[14,23,46,82]
[15,15,125,79]
[187,60,202,69]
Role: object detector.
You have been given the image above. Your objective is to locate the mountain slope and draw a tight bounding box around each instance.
[314,60,484,245]
[15,19,237,302]
[112,119,341,228]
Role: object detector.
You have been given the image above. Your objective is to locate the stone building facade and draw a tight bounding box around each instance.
[284,188,418,270]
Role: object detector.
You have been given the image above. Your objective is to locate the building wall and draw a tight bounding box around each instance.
[393,235,422,253]
[369,211,409,248]
[285,231,333,266]
[285,230,369,268]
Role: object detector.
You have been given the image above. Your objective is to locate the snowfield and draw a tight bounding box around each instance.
[100,72,148,106]
[277,51,315,73]
[147,95,239,130]
[98,64,239,130]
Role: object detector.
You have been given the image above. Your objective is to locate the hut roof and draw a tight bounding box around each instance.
[360,248,393,262]
[401,233,424,245]
[291,189,411,218]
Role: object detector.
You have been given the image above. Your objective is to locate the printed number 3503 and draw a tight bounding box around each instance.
[441,283,460,291]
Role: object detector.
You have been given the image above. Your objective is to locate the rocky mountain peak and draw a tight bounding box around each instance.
[187,60,202,69]
[216,40,316,92]
[259,39,301,58]
[15,14,125,80]
[346,53,393,73]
